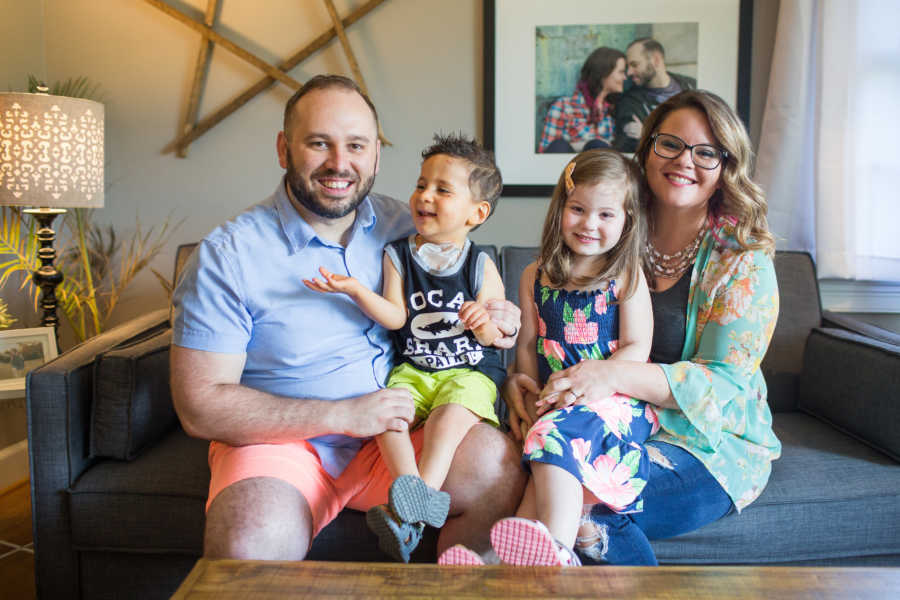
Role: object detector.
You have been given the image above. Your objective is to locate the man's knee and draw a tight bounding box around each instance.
[204,476,314,560]
[468,423,522,466]
[447,424,526,499]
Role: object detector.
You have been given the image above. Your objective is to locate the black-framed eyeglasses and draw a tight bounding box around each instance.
[650,133,728,170]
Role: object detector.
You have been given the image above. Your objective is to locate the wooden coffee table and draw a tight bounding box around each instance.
[171,559,900,599]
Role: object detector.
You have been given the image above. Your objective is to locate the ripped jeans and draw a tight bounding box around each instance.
[576,441,733,566]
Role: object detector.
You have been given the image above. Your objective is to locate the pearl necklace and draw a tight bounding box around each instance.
[646,224,707,279]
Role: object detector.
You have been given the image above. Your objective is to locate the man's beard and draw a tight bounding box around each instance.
[285,151,375,219]
[635,64,656,87]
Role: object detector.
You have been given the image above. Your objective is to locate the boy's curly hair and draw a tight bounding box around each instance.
[421,133,503,222]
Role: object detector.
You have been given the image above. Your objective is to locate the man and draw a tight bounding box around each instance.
[170,75,526,561]
[613,38,697,153]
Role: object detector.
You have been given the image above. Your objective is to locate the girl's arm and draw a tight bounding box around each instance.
[459,255,505,346]
[504,262,541,440]
[303,253,407,330]
[541,360,676,410]
[514,262,541,386]
[608,269,653,363]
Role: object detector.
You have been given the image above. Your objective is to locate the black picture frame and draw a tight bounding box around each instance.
[484,0,754,197]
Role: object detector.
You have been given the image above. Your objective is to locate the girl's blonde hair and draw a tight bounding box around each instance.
[633,89,775,255]
[539,148,645,301]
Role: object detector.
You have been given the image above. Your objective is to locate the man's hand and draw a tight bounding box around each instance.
[504,373,539,442]
[484,298,521,350]
[303,267,363,297]
[623,115,643,140]
[336,387,416,438]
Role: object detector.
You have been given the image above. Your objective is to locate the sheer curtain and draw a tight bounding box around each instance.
[756,0,900,282]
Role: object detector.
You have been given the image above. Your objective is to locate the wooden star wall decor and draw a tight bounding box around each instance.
[145,0,390,158]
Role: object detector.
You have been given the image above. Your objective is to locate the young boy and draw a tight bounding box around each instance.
[304,133,505,561]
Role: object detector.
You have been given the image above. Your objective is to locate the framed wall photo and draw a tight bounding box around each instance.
[0,327,58,397]
[484,0,753,196]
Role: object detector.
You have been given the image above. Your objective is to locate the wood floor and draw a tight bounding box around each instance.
[0,479,35,599]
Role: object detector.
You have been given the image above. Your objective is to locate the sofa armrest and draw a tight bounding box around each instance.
[798,326,900,462]
[91,328,176,460]
[26,308,170,600]
[821,310,900,346]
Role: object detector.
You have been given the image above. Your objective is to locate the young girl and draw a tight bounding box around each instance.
[440,148,657,566]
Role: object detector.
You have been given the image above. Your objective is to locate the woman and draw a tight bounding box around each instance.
[508,89,781,565]
[538,47,627,153]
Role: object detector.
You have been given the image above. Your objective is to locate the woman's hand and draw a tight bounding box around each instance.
[537,360,618,416]
[504,373,539,442]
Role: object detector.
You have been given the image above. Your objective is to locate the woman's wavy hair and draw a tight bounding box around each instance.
[539,149,646,301]
[633,89,775,256]
[581,46,626,99]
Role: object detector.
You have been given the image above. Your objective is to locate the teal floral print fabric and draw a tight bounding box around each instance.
[652,215,781,512]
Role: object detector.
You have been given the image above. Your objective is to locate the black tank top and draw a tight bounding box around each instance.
[385,236,506,389]
[649,269,691,365]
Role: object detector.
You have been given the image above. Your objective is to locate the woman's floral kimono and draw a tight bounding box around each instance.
[652,214,781,511]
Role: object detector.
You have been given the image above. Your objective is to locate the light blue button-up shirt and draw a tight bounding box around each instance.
[172,179,413,476]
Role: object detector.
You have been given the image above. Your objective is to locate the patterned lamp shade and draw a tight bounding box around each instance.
[0,92,104,209]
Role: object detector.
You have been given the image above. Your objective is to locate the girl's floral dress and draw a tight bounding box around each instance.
[524,273,660,514]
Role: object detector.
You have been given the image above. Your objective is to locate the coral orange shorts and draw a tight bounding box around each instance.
[207,428,425,537]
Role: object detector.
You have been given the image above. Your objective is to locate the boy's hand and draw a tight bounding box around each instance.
[303,267,362,297]
[458,300,490,330]
[459,301,501,346]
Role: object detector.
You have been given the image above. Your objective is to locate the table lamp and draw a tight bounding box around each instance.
[0,87,105,330]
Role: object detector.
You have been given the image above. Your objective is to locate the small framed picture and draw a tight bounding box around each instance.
[0,327,58,396]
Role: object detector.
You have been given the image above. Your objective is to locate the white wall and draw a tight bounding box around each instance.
[36,0,494,331]
[5,0,779,339]
[1,0,47,330]
[0,0,45,86]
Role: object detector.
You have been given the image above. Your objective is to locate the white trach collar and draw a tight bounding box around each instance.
[415,240,462,271]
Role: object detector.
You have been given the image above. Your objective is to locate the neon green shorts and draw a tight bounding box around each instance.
[386,362,500,427]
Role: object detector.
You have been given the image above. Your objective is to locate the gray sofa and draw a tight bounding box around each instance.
[28,246,900,599]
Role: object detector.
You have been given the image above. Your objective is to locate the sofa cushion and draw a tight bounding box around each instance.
[70,427,442,561]
[499,246,538,310]
[71,416,900,566]
[760,252,822,412]
[652,412,900,564]
[79,552,198,600]
[309,508,439,562]
[71,428,209,553]
[91,329,177,460]
[799,327,900,461]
